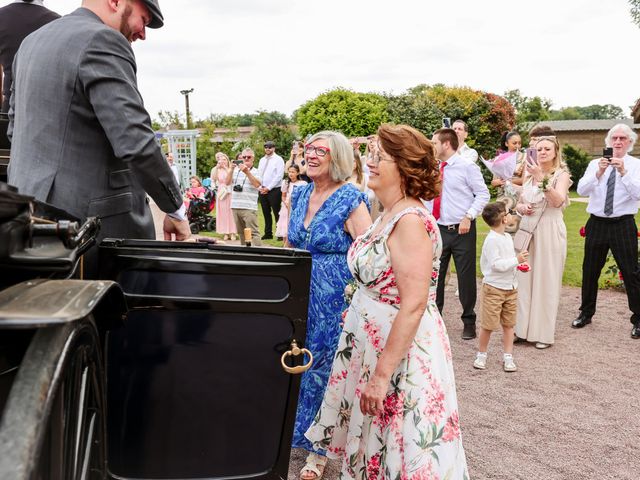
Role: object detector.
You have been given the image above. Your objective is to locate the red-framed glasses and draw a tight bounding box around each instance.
[304,144,331,157]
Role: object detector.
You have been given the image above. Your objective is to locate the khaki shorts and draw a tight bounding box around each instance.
[480,283,517,331]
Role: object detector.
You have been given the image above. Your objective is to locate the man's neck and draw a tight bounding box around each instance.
[439,151,455,162]
[16,0,45,5]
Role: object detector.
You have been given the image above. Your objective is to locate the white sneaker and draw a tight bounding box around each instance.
[503,354,517,372]
[473,353,487,370]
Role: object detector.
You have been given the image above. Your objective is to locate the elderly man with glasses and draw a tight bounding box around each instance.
[574,123,640,338]
[227,149,262,245]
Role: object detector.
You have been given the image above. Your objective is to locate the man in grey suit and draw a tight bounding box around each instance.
[7,0,189,277]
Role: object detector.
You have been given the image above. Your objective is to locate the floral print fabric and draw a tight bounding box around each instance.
[289,182,369,453]
[305,207,469,479]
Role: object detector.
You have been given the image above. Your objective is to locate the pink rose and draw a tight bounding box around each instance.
[366,453,381,480]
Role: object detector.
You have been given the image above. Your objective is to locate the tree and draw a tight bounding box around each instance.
[504,89,552,127]
[562,144,591,188]
[153,110,185,130]
[388,84,515,158]
[294,88,389,138]
[631,0,640,27]
[247,110,296,161]
[549,104,625,120]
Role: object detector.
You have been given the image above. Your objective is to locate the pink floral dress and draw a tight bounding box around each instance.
[305,207,469,480]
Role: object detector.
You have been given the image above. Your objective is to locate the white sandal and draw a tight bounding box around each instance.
[300,452,327,480]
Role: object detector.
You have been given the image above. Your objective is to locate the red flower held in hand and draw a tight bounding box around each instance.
[619,271,624,281]
[579,226,586,238]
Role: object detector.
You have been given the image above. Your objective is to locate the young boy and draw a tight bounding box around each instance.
[474,202,528,372]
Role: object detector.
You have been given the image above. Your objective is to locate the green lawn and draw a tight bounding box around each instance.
[201,199,639,288]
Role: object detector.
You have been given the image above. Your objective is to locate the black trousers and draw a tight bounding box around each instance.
[259,187,281,237]
[436,221,477,326]
[580,214,640,324]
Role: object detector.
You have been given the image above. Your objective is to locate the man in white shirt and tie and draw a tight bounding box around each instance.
[574,124,640,339]
[453,120,479,163]
[257,141,285,240]
[427,128,490,339]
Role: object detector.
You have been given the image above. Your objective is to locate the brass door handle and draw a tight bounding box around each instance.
[280,339,313,374]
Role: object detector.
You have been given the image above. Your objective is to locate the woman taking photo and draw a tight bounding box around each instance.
[286,140,310,182]
[515,135,572,349]
[287,131,371,479]
[305,124,468,480]
[210,152,237,241]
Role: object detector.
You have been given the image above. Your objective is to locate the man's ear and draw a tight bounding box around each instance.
[107,0,122,14]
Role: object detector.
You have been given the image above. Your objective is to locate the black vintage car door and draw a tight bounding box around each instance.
[98,239,312,480]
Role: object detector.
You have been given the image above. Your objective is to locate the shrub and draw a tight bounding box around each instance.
[563,144,591,188]
[294,88,389,138]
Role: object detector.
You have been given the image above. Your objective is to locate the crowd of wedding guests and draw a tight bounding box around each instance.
[187,120,639,480]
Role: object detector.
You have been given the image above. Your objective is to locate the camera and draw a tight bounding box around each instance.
[233,184,243,192]
[603,147,614,161]
[442,117,451,128]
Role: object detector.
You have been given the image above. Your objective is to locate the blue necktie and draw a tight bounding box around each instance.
[604,168,616,216]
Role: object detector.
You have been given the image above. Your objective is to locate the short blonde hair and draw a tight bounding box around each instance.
[306,130,353,182]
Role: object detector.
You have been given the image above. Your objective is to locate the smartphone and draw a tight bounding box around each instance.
[233,159,242,165]
[603,147,613,160]
[442,117,451,128]
[526,147,537,164]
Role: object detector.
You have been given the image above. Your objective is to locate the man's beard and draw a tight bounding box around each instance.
[119,3,134,42]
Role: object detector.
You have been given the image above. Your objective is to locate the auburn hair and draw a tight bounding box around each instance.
[377,124,440,201]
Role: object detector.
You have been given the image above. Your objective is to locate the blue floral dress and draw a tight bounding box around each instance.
[288,182,369,453]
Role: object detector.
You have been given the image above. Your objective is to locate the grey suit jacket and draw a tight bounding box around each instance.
[7,8,181,243]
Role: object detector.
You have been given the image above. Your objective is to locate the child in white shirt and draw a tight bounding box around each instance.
[474,202,528,372]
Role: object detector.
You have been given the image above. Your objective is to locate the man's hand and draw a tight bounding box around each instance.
[163,214,192,241]
[259,186,269,195]
[610,157,626,176]
[458,216,471,234]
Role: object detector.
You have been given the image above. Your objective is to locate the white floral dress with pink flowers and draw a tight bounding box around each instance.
[305,207,469,480]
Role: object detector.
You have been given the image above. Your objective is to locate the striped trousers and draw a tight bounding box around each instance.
[580,214,640,324]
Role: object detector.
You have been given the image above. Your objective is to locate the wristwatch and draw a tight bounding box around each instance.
[464,213,473,221]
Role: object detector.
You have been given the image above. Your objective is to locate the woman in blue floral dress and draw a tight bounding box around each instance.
[288,131,371,480]
[305,124,469,479]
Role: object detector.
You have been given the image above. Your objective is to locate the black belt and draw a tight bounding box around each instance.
[590,214,634,224]
[439,220,475,231]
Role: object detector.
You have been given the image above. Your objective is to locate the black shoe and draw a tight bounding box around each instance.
[571,314,592,329]
[276,236,283,241]
[261,234,273,240]
[631,324,640,339]
[462,324,476,340]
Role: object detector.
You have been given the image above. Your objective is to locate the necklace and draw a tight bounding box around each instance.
[380,195,407,221]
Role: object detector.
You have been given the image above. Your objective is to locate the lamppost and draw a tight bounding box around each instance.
[180,88,194,129]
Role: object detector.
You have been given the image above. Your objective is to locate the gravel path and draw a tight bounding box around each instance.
[288,279,639,479]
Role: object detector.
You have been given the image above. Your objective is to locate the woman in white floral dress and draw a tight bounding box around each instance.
[305,124,469,480]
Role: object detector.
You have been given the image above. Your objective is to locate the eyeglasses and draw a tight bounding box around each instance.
[611,136,629,141]
[304,144,331,157]
[241,155,253,159]
[370,152,394,166]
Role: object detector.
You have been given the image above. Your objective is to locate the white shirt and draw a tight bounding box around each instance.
[577,154,640,217]
[230,168,261,211]
[458,143,479,163]
[481,230,518,290]
[258,153,285,191]
[423,154,490,225]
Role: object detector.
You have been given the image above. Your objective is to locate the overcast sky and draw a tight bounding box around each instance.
[5,0,640,121]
